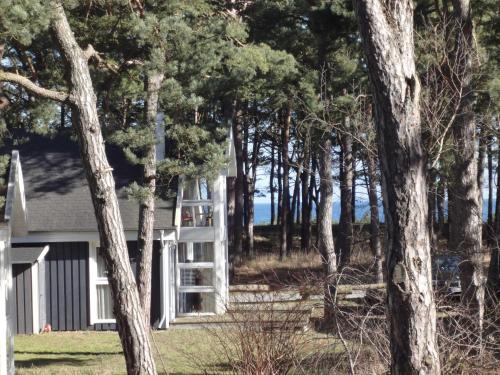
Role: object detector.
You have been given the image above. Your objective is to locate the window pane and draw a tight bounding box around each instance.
[181,205,213,227]
[178,292,215,314]
[178,242,214,263]
[96,248,108,278]
[96,285,114,320]
[180,268,213,287]
[183,178,212,200]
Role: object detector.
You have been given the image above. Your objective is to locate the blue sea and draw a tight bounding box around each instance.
[253,200,493,225]
[254,201,378,225]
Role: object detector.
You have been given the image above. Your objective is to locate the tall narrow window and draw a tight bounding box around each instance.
[91,245,115,323]
[177,242,216,315]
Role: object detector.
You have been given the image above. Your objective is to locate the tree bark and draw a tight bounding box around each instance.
[351,142,356,224]
[244,129,260,258]
[337,118,353,266]
[232,106,244,261]
[366,148,383,283]
[277,141,282,226]
[428,168,438,251]
[51,3,156,374]
[318,135,337,320]
[243,118,249,229]
[136,70,164,325]
[289,163,301,251]
[437,174,446,236]
[280,106,291,259]
[353,0,441,373]
[447,0,485,318]
[490,117,500,297]
[487,135,493,234]
[270,136,276,226]
[225,100,236,262]
[495,141,500,231]
[301,135,311,252]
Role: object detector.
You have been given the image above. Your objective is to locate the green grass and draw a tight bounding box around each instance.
[15,330,226,375]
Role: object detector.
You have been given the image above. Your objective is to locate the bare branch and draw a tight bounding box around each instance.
[0,71,71,103]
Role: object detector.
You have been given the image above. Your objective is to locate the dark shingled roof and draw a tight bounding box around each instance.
[8,133,175,232]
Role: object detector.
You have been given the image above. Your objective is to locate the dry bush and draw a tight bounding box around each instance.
[199,297,313,375]
[436,289,500,375]
[196,265,499,374]
[307,269,499,374]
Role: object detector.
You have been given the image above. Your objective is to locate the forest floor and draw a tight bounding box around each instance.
[233,225,377,288]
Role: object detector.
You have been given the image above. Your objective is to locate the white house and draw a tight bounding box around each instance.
[4,130,235,334]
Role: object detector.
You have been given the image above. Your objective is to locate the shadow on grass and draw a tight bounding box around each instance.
[16,350,122,356]
[15,350,122,369]
[15,357,91,368]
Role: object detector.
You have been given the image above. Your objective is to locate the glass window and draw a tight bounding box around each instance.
[183,178,212,200]
[97,250,108,278]
[178,242,214,263]
[94,247,114,321]
[96,284,114,320]
[178,292,215,314]
[180,268,213,287]
[181,205,213,227]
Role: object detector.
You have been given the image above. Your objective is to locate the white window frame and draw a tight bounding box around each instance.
[176,241,216,316]
[89,241,116,325]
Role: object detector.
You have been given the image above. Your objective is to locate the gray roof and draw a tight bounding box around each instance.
[12,134,175,232]
[11,247,46,264]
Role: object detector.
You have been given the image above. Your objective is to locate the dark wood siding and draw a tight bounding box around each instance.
[13,240,162,332]
[12,263,33,334]
[45,242,89,331]
[13,242,89,332]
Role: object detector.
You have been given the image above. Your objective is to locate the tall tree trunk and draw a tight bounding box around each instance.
[52,3,157,373]
[301,136,311,252]
[353,1,441,373]
[310,155,319,248]
[232,107,244,261]
[366,148,383,283]
[437,174,446,235]
[318,136,337,320]
[351,142,356,224]
[225,100,236,262]
[243,119,249,229]
[337,118,353,266]
[296,184,301,226]
[270,137,276,226]
[428,168,438,251]
[244,129,260,258]
[490,119,500,296]
[137,70,164,325]
[277,143,282,226]
[448,0,484,319]
[289,163,301,252]
[280,107,291,259]
[487,135,493,234]
[495,142,500,231]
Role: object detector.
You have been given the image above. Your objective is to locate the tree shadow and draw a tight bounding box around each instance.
[15,357,91,368]
[15,350,122,369]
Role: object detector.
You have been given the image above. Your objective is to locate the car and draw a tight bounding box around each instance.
[432,255,462,295]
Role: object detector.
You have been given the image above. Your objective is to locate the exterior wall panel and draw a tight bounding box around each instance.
[11,263,32,335]
[13,240,161,332]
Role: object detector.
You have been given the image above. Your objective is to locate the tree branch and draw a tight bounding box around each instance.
[0,71,71,103]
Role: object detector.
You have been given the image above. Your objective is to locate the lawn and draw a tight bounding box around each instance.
[15,330,226,375]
